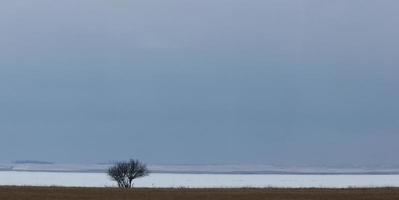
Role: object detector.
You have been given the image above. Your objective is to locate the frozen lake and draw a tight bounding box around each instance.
[1,171,399,188]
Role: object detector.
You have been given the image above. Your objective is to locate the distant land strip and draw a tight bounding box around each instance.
[2,168,399,175]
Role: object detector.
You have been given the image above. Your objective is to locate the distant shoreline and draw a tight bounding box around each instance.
[2,163,399,175]
[2,169,399,175]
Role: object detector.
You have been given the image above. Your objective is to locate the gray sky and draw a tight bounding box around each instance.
[0,0,398,165]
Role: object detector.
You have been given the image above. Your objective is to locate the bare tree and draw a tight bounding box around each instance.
[108,159,149,188]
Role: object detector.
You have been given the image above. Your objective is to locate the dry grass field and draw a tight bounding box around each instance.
[1,186,399,200]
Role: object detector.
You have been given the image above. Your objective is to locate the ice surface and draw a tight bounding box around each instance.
[2,163,399,188]
[1,171,399,188]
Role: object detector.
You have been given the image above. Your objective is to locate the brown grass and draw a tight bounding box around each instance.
[1,186,399,200]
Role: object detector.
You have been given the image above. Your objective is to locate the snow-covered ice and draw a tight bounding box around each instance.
[1,171,399,188]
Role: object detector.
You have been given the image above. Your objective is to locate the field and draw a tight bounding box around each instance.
[1,186,399,200]
[2,171,399,188]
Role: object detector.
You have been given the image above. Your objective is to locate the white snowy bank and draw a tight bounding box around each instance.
[1,171,399,188]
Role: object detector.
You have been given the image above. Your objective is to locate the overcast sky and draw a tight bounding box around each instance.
[0,0,398,166]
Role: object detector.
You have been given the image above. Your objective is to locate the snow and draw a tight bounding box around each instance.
[1,171,399,188]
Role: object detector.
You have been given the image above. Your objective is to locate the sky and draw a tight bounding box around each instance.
[0,0,398,166]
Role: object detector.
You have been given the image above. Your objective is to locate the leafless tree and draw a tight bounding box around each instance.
[108,159,149,188]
